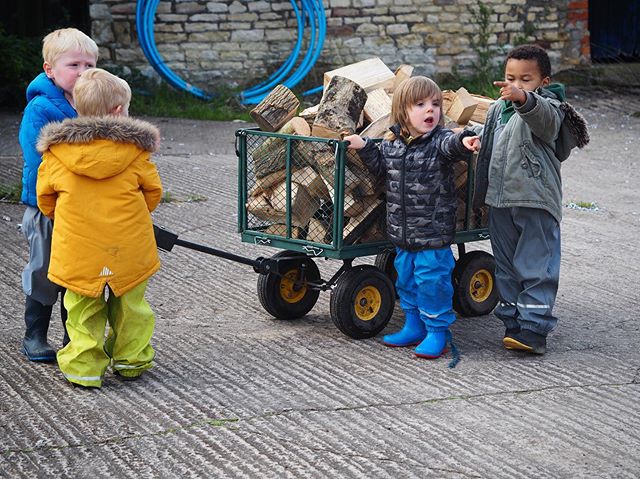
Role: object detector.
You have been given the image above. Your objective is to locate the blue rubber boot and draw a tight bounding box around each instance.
[415,330,451,359]
[382,312,426,347]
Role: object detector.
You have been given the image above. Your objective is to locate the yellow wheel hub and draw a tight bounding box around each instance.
[280,269,307,304]
[469,268,493,303]
[354,286,382,321]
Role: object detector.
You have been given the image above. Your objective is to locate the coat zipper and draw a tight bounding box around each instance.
[400,146,408,248]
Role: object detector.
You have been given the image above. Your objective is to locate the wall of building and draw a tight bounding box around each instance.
[90,0,590,92]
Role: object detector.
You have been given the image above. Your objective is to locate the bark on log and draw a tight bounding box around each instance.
[252,117,310,179]
[312,75,368,139]
[250,84,300,132]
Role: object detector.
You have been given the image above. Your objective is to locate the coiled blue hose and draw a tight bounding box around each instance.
[135,0,326,104]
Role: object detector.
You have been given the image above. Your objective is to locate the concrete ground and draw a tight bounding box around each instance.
[1,86,639,478]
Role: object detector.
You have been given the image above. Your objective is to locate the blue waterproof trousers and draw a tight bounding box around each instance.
[489,207,561,336]
[394,247,456,332]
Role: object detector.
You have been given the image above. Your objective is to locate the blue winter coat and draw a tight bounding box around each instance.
[19,73,77,206]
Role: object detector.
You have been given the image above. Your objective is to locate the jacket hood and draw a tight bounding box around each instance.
[26,72,77,118]
[540,83,566,102]
[26,72,64,102]
[37,116,160,179]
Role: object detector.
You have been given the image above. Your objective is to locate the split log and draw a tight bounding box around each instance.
[269,180,320,227]
[446,87,478,125]
[252,117,310,179]
[265,224,303,238]
[250,84,300,132]
[299,104,319,129]
[312,75,368,139]
[324,57,396,93]
[363,88,392,123]
[291,166,330,200]
[442,90,456,113]
[390,64,414,93]
[469,94,495,124]
[359,113,393,139]
[306,218,329,244]
[247,182,319,228]
[344,193,382,219]
[358,204,387,243]
[343,198,386,245]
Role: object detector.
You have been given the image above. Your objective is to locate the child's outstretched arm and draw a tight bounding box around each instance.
[438,130,478,161]
[462,135,481,152]
[343,134,386,178]
[494,80,563,145]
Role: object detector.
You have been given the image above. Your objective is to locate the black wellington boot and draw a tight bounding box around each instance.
[22,296,56,362]
[60,290,70,347]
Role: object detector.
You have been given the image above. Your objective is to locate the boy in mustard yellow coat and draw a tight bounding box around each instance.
[36,68,163,388]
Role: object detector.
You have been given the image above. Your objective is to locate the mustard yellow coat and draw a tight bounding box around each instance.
[36,116,163,298]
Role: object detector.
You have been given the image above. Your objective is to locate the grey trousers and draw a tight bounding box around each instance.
[21,206,63,306]
[489,207,561,336]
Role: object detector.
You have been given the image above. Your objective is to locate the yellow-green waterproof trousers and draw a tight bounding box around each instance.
[57,281,155,388]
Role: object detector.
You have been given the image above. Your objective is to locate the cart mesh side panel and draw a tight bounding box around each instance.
[453,158,489,231]
[243,131,386,247]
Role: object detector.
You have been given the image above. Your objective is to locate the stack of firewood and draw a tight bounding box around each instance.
[245,57,495,244]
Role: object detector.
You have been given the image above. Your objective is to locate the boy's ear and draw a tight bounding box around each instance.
[110,105,123,116]
[541,76,551,87]
[43,62,53,78]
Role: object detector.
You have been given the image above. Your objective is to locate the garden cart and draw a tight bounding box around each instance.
[156,128,498,340]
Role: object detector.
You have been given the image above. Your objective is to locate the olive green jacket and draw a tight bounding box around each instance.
[473,87,574,223]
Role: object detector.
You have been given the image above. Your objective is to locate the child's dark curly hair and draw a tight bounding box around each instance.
[505,44,551,78]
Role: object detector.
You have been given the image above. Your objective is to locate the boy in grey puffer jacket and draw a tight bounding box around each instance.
[468,45,589,354]
[345,76,478,360]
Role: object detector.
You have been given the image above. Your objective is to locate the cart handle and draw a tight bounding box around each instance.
[153,225,276,274]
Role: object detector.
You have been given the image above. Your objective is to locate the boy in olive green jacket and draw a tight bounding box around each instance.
[467,45,588,354]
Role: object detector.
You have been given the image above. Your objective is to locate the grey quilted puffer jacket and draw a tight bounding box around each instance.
[358,125,474,251]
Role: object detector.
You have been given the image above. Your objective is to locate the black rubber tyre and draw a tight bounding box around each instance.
[329,265,395,339]
[374,249,398,290]
[452,250,498,317]
[257,250,320,320]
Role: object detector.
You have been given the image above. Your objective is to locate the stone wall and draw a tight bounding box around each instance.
[90,0,590,93]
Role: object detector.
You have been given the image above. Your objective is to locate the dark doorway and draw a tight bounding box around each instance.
[1,0,90,38]
[0,0,90,108]
[589,0,640,62]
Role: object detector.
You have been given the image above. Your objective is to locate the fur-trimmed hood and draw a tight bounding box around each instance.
[37,116,160,153]
[37,116,160,180]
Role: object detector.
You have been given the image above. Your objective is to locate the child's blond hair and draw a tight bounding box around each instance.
[73,68,131,117]
[387,76,444,140]
[42,28,99,66]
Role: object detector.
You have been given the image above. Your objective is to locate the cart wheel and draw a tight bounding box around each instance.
[452,250,498,317]
[257,250,320,320]
[330,265,395,339]
[374,249,397,285]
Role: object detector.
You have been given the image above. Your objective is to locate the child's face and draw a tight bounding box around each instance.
[44,49,97,98]
[504,58,550,92]
[406,96,441,138]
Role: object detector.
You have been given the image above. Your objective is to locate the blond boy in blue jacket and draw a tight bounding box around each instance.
[19,28,98,361]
